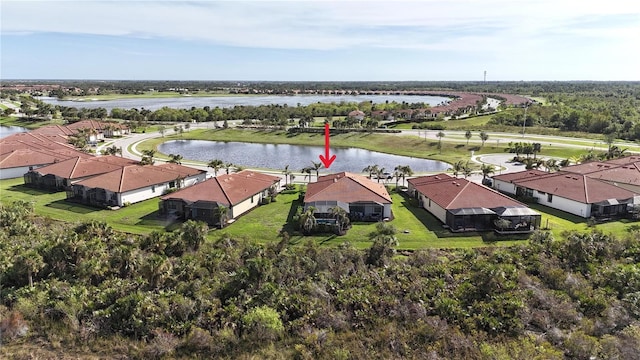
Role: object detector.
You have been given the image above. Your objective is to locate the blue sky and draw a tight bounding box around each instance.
[2,0,639,81]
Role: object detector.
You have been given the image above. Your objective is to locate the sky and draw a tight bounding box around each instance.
[1,0,640,81]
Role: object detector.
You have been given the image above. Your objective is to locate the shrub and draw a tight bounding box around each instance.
[242,306,284,341]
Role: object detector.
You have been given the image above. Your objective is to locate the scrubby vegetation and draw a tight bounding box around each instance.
[1,200,640,359]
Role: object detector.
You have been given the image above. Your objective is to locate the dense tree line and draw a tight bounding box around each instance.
[1,200,640,359]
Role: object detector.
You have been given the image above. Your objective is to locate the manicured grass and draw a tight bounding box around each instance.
[0,116,66,129]
[3,177,635,249]
[0,178,167,234]
[214,190,526,250]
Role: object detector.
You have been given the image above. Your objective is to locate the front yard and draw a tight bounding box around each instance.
[1,178,634,249]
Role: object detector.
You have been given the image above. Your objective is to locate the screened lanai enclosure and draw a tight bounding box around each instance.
[446,206,540,233]
[305,200,387,222]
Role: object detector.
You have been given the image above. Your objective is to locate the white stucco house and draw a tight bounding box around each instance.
[492,167,638,218]
[304,172,392,222]
[408,173,540,232]
[159,170,281,227]
[68,163,206,207]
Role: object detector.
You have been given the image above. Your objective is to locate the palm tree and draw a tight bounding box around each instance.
[436,131,445,153]
[451,160,465,178]
[400,165,414,187]
[217,205,228,229]
[301,167,313,183]
[363,164,378,179]
[299,207,317,235]
[140,149,155,165]
[282,165,291,186]
[374,167,386,183]
[101,145,121,156]
[559,158,572,167]
[544,159,559,172]
[224,162,235,174]
[367,222,398,267]
[462,162,473,179]
[311,161,322,181]
[465,130,472,145]
[479,131,489,147]
[168,154,183,164]
[330,206,351,235]
[158,125,166,137]
[208,159,224,176]
[481,164,494,182]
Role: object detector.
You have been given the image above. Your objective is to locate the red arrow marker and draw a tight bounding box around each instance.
[319,123,336,168]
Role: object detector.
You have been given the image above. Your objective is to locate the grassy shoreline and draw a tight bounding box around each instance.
[138,128,588,169]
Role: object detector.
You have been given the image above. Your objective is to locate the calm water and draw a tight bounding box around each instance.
[38,94,451,111]
[0,125,27,139]
[158,140,450,174]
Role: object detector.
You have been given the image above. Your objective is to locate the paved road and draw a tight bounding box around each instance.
[99,121,631,185]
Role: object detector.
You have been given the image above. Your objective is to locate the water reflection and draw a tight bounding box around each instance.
[158,140,450,173]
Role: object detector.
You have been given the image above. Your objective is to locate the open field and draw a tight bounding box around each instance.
[2,177,635,249]
[0,116,66,129]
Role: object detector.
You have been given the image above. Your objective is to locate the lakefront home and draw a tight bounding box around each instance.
[493,171,638,219]
[408,173,540,233]
[67,163,206,207]
[24,155,137,190]
[159,170,281,227]
[304,172,392,222]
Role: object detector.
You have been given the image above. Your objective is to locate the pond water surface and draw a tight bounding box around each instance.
[38,94,451,111]
[0,125,28,139]
[158,140,450,174]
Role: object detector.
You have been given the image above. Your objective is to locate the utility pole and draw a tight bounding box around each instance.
[522,103,528,138]
[483,70,487,83]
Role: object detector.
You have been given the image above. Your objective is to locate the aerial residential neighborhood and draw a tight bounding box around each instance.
[3,0,640,358]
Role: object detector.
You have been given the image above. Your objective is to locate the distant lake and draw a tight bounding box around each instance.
[158,140,450,174]
[0,125,27,139]
[37,94,451,111]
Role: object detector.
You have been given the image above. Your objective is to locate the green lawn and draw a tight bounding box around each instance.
[3,176,635,249]
[0,178,166,234]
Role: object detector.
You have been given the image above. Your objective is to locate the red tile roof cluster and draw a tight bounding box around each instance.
[161,170,280,206]
[32,155,137,180]
[493,156,640,203]
[0,132,90,169]
[74,163,206,193]
[409,173,525,210]
[304,172,392,204]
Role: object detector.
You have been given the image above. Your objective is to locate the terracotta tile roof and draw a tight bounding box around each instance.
[156,163,207,178]
[562,161,617,174]
[348,110,365,117]
[492,169,547,182]
[515,173,637,203]
[1,132,74,152]
[74,164,206,193]
[93,155,138,167]
[304,172,392,204]
[0,148,75,169]
[30,125,75,136]
[411,173,525,210]
[161,170,280,206]
[586,164,640,186]
[32,156,132,180]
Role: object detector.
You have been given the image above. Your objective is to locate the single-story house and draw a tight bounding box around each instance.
[0,148,91,180]
[408,173,540,232]
[347,110,365,121]
[492,170,638,218]
[24,155,137,190]
[67,163,206,207]
[159,170,280,226]
[304,172,392,222]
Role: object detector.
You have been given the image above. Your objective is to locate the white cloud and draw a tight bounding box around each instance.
[2,0,639,52]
